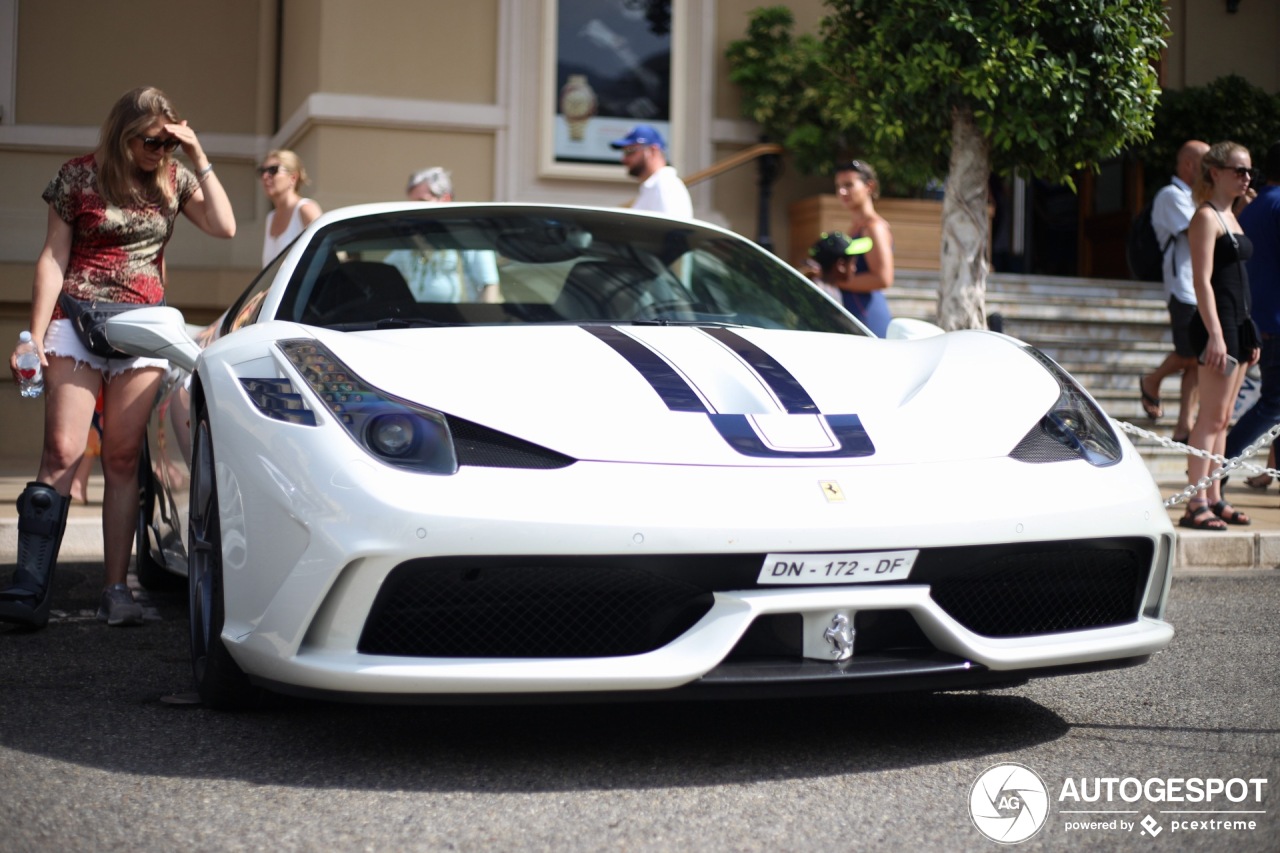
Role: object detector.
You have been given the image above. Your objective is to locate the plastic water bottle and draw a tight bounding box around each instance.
[16,331,43,399]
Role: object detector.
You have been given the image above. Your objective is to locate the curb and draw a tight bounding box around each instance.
[1175,528,1280,572]
[0,517,105,563]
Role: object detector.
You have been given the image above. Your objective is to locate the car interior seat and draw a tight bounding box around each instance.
[553,260,656,322]
[304,261,419,325]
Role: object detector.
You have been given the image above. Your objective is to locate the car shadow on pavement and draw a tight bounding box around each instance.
[0,563,1071,793]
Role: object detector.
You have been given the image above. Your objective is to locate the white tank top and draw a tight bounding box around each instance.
[262,199,315,266]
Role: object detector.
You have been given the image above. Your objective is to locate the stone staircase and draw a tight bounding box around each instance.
[884,269,1257,483]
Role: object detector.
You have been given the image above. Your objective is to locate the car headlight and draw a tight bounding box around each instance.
[368,413,416,456]
[1022,346,1122,467]
[279,339,458,474]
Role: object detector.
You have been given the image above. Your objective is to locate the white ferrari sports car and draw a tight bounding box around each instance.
[107,202,1175,708]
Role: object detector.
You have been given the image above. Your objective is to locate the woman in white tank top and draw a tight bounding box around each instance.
[259,149,322,266]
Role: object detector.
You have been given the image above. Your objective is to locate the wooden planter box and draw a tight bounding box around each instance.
[788,195,943,272]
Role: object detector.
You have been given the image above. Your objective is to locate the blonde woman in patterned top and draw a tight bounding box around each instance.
[1,86,236,629]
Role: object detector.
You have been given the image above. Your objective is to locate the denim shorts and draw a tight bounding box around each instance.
[43,318,169,378]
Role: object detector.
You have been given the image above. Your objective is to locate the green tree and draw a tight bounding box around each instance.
[825,0,1166,329]
[725,6,930,194]
[731,2,1167,330]
[826,0,1167,329]
[726,7,859,178]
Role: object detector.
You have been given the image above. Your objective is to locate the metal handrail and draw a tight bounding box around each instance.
[681,142,784,188]
[622,142,785,206]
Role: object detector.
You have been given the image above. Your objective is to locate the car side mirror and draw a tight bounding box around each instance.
[104,306,201,373]
[885,317,945,340]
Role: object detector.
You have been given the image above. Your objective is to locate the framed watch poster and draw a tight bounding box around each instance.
[541,0,680,179]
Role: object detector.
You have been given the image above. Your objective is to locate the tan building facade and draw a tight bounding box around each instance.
[0,0,1275,463]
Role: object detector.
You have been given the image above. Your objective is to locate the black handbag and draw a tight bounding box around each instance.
[57,293,158,359]
[1241,317,1261,355]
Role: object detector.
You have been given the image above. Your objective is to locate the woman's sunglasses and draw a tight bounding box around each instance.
[835,159,873,180]
[139,135,182,153]
[255,164,286,177]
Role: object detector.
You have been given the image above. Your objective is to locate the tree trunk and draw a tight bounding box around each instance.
[937,107,990,331]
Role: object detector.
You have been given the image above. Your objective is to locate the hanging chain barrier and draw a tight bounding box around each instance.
[1115,418,1280,508]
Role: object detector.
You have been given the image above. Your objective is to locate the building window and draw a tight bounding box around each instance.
[541,0,676,179]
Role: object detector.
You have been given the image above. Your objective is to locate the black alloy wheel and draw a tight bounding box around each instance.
[188,407,261,709]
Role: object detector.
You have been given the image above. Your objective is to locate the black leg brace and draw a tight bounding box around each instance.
[0,482,70,629]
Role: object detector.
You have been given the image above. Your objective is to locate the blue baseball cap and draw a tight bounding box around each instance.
[610,124,666,151]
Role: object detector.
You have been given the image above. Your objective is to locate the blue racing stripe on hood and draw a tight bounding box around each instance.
[582,326,706,412]
[710,413,875,458]
[581,325,875,459]
[700,327,818,414]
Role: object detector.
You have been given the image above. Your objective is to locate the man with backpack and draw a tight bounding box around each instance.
[1138,139,1209,442]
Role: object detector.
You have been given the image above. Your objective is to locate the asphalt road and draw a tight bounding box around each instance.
[0,565,1276,852]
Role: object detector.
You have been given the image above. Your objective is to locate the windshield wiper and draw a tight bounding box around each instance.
[325,317,453,331]
[630,318,746,328]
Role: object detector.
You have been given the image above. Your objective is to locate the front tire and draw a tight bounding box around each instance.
[188,407,261,709]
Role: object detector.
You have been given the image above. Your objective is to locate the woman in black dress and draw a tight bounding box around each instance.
[1182,141,1257,530]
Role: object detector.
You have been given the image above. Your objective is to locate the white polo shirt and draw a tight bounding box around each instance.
[633,166,693,219]
[1151,176,1197,305]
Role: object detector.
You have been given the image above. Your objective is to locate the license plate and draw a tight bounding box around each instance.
[758,550,919,584]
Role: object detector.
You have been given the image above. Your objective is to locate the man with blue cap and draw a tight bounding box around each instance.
[610,123,693,218]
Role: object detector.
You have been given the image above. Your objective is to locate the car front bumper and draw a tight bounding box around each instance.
[212,447,1175,699]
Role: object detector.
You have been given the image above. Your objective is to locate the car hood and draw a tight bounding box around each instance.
[299,324,1062,467]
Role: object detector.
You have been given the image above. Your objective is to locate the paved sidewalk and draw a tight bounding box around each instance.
[0,473,108,563]
[2,472,1280,572]
[1159,476,1280,571]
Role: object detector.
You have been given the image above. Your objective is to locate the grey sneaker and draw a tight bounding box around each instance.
[96,583,144,627]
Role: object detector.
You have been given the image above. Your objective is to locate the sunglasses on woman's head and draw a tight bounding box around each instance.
[139,135,181,153]
[835,159,873,180]
[256,164,285,177]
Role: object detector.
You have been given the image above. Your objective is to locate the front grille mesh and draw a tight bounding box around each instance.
[360,563,713,658]
[928,549,1142,636]
[356,542,1150,659]
[1009,423,1082,463]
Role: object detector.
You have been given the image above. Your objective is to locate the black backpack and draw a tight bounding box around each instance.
[1126,202,1172,282]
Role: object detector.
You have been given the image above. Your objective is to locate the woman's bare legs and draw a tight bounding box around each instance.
[36,357,101,493]
[36,359,163,587]
[94,366,164,587]
[1185,363,1234,525]
[1187,362,1251,523]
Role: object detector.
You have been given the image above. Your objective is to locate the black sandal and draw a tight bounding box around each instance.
[1210,500,1251,525]
[1245,473,1272,490]
[1179,501,1227,531]
[1139,377,1162,420]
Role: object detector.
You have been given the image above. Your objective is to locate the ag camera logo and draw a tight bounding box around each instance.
[970,763,1050,844]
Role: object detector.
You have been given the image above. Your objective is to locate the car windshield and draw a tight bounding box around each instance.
[274,206,866,335]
